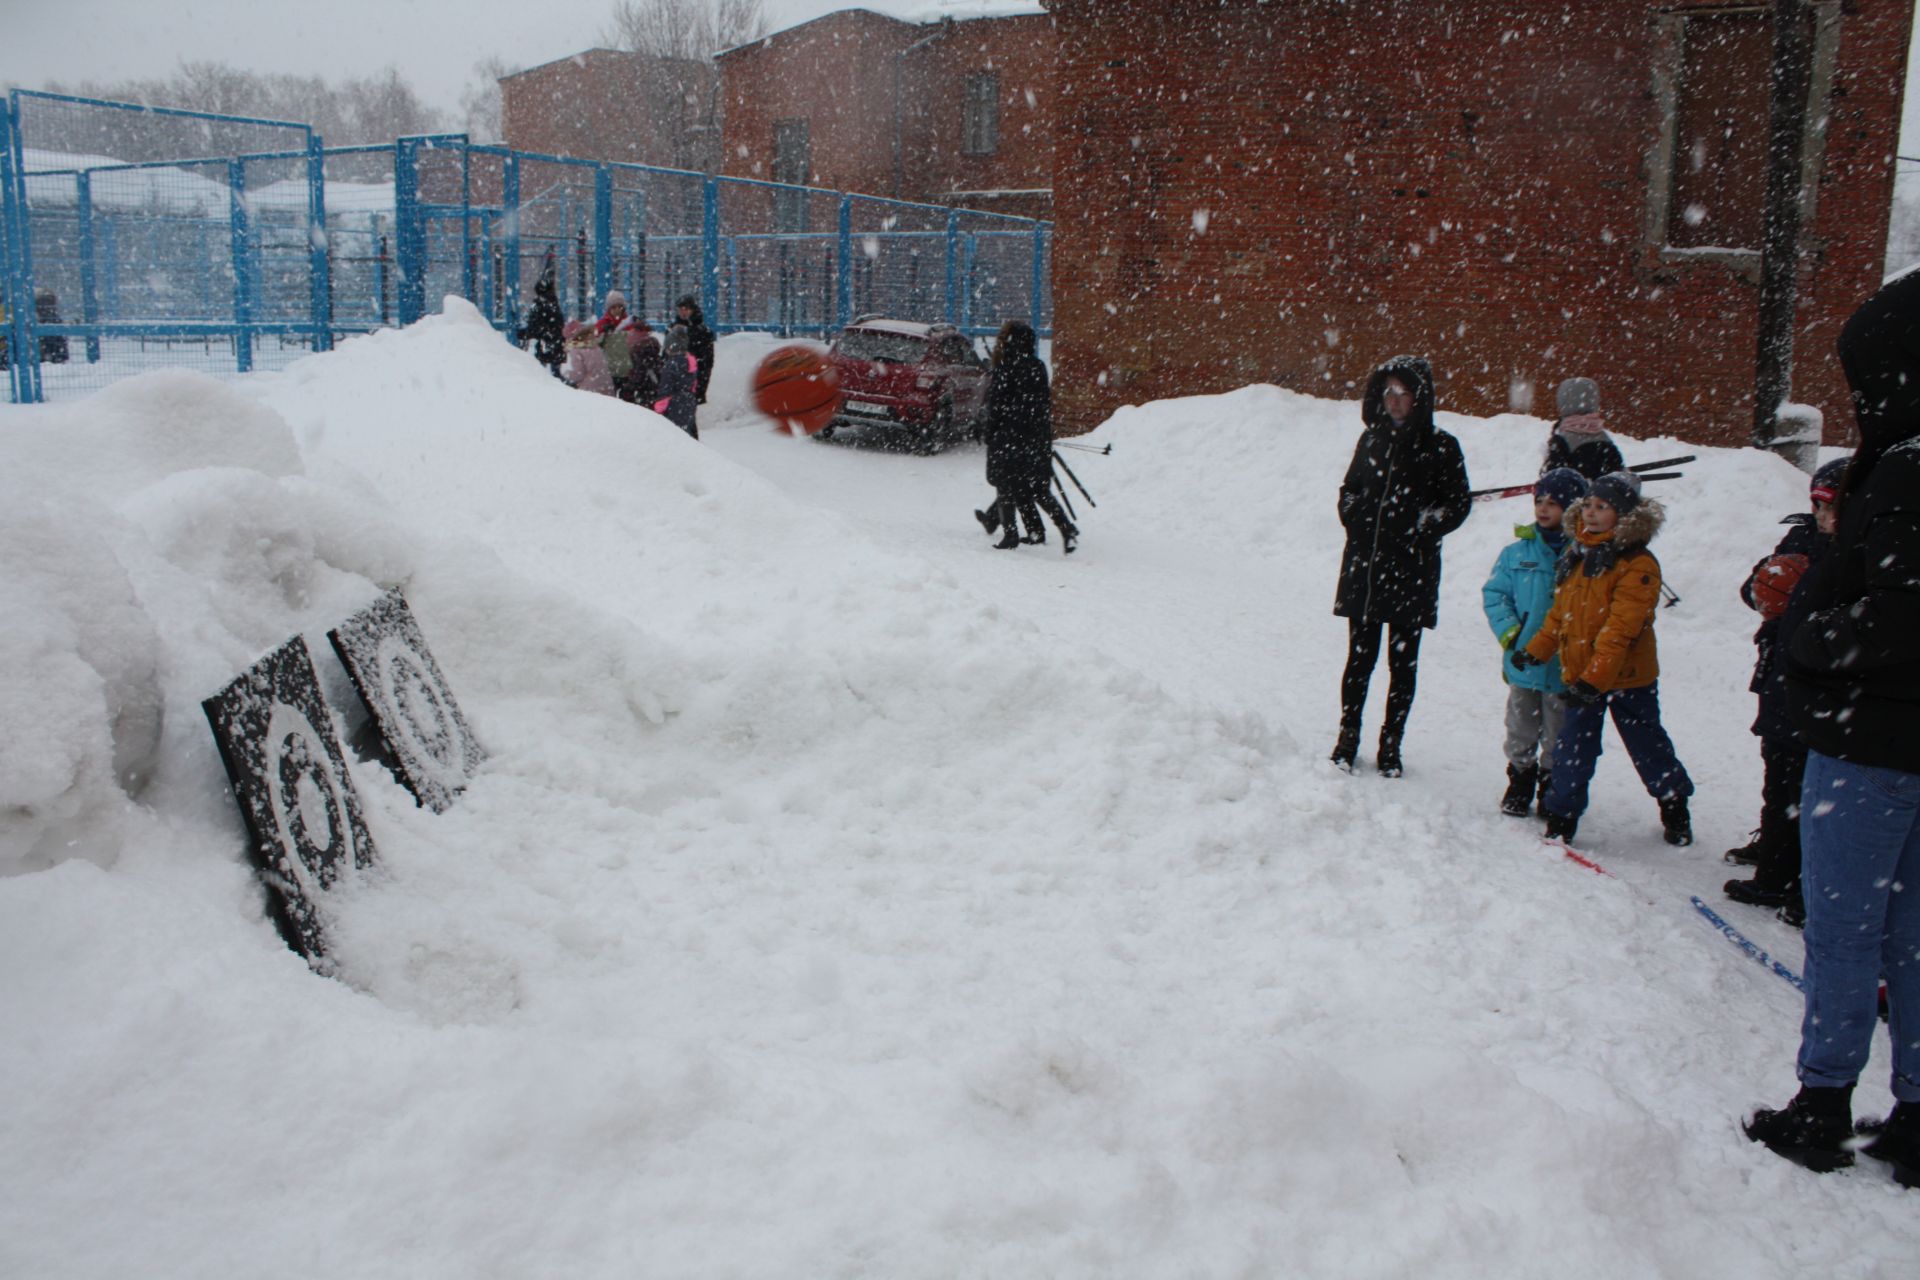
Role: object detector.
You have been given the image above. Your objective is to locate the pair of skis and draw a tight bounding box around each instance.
[1541,838,1806,994]
[1470,454,1696,504]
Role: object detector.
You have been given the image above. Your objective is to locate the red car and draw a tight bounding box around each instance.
[823,318,989,451]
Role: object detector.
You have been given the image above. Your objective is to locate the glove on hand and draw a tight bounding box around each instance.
[1510,648,1540,671]
[1567,680,1604,705]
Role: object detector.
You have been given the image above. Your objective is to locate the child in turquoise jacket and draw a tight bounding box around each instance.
[1481,468,1588,815]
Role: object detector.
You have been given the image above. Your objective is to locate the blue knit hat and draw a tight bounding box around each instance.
[1809,455,1849,504]
[1589,469,1643,515]
[1534,467,1589,510]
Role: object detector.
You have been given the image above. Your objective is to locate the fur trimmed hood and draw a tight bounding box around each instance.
[1570,495,1665,549]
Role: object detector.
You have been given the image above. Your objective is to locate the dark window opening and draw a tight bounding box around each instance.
[964,73,1000,156]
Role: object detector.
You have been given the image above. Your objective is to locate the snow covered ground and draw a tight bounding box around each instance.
[3,302,1914,1278]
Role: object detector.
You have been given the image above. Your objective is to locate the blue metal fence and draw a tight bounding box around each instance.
[2,90,1053,404]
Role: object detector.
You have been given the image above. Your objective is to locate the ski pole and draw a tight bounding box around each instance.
[1054,440,1112,455]
[1053,450,1097,507]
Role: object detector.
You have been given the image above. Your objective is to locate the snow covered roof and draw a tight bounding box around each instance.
[717,1,1047,58]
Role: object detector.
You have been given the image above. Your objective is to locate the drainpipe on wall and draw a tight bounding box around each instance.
[893,19,954,201]
[1751,0,1815,467]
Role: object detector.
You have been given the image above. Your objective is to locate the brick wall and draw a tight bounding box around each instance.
[1047,0,1910,446]
[503,49,718,174]
[720,11,1056,219]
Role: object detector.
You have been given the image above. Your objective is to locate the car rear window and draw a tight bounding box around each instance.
[838,330,927,363]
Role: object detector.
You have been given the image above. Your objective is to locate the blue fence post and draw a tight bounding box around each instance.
[961,231,978,335]
[726,237,739,327]
[1032,223,1046,334]
[944,210,959,326]
[307,134,332,352]
[2,92,44,403]
[836,195,852,330]
[101,216,118,321]
[460,140,476,305]
[75,171,100,363]
[501,150,521,342]
[593,164,612,307]
[228,158,254,373]
[394,137,425,326]
[701,176,720,325]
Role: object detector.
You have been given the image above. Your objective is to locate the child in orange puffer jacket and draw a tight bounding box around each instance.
[1511,470,1695,847]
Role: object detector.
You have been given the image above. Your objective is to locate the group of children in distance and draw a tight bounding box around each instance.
[1481,375,1847,910]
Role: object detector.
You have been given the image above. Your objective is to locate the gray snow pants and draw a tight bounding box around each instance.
[1504,685,1569,772]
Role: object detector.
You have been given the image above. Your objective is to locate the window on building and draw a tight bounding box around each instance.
[773,118,810,232]
[964,73,1000,156]
[1646,4,1838,262]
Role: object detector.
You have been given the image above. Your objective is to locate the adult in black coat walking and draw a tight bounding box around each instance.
[676,294,716,405]
[1744,268,1920,1185]
[1332,354,1472,774]
[977,320,1076,553]
[524,265,566,379]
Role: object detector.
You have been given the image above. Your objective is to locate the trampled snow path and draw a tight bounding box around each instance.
[3,310,1915,1279]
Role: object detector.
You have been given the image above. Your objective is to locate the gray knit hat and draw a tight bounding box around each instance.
[1589,469,1642,516]
[1556,376,1601,416]
[604,290,628,311]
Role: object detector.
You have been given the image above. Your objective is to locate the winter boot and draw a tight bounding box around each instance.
[1723,831,1764,866]
[1724,876,1800,910]
[974,507,1000,535]
[1857,1103,1920,1188]
[1060,521,1078,555]
[1743,1085,1855,1173]
[1534,768,1554,817]
[1543,809,1578,844]
[1376,736,1403,779]
[1659,794,1693,847]
[1501,765,1539,817]
[1777,897,1807,930]
[1330,723,1360,772]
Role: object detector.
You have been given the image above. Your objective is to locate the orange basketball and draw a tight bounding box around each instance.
[753,344,841,435]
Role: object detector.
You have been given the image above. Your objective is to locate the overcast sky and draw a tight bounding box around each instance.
[1,0,1915,152]
[0,0,875,117]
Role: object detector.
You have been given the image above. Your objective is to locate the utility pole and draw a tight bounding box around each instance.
[1750,0,1815,465]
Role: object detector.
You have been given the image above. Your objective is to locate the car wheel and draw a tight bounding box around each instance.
[815,422,838,441]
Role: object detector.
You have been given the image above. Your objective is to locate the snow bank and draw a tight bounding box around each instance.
[2,300,1913,1278]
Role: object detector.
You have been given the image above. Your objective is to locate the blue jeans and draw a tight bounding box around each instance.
[1541,681,1692,820]
[1796,750,1920,1100]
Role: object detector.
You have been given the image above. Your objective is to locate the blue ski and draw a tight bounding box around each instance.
[1692,896,1806,994]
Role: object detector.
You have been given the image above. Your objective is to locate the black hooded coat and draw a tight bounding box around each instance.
[1780,270,1920,773]
[675,295,716,403]
[1333,356,1473,630]
[983,325,1051,494]
[524,271,566,374]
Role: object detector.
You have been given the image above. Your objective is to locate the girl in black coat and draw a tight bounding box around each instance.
[977,320,1076,553]
[1332,355,1472,774]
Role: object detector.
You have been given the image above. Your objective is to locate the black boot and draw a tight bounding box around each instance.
[974,507,999,535]
[1330,723,1360,771]
[1659,794,1692,847]
[1059,521,1078,555]
[1858,1103,1920,1188]
[1724,876,1800,910]
[1543,809,1578,844]
[1376,736,1403,778]
[1501,765,1538,817]
[1744,1085,1855,1173]
[1723,830,1763,866]
[1778,896,1806,930]
[993,500,1022,549]
[1534,767,1554,816]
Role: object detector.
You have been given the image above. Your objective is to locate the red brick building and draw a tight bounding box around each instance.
[1045,0,1911,446]
[717,6,1055,220]
[501,49,720,175]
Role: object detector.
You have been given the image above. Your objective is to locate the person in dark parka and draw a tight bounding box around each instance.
[1332,354,1472,775]
[1722,455,1847,918]
[1744,269,1920,1185]
[675,294,716,405]
[654,324,700,439]
[523,264,567,379]
[1541,376,1624,481]
[977,319,1076,553]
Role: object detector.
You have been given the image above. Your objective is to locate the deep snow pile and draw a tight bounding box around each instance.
[3,302,1915,1278]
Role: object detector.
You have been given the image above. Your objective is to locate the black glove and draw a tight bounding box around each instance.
[1567,680,1604,705]
[1510,649,1540,671]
